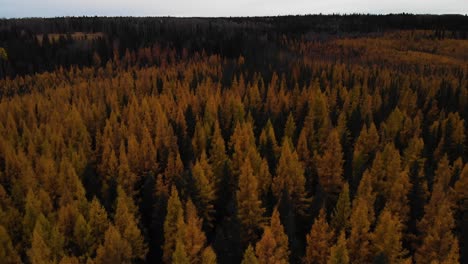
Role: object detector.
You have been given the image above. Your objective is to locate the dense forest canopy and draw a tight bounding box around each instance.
[0,14,467,264]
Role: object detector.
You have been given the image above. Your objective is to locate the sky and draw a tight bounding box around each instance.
[1,0,467,18]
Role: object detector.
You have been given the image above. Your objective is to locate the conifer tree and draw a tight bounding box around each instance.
[237,158,265,244]
[415,197,459,264]
[272,139,307,213]
[163,187,185,264]
[192,153,216,226]
[73,214,92,257]
[0,225,21,263]
[88,197,110,254]
[117,142,137,197]
[372,209,408,264]
[304,209,333,264]
[347,198,372,264]
[114,188,147,261]
[184,199,207,264]
[331,183,351,233]
[241,244,259,264]
[172,239,190,264]
[315,129,344,199]
[255,209,289,264]
[327,231,349,264]
[201,246,217,264]
[95,225,132,264]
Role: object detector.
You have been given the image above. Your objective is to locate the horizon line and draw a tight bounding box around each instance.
[2,12,468,20]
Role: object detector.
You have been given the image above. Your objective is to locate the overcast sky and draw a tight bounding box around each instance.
[1,0,467,18]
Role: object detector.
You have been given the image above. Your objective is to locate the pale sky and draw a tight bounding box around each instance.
[1,0,467,18]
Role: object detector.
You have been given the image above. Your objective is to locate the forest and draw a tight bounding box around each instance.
[0,14,467,264]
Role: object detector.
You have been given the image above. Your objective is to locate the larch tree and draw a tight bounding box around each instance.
[88,197,110,255]
[192,153,216,226]
[209,121,228,187]
[327,231,349,264]
[0,225,21,263]
[304,208,334,264]
[163,187,185,264]
[372,209,408,264]
[347,198,372,264]
[95,225,132,264]
[355,170,376,223]
[73,213,92,258]
[201,246,217,264]
[172,239,190,264]
[259,119,280,170]
[255,209,290,264]
[237,158,266,244]
[272,139,307,214]
[415,196,459,263]
[114,188,147,261]
[331,183,351,233]
[117,142,137,198]
[241,244,259,264]
[315,129,344,200]
[184,199,207,264]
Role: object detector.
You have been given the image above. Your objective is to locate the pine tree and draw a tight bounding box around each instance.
[327,231,349,264]
[304,209,334,264]
[241,244,259,264]
[237,158,265,244]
